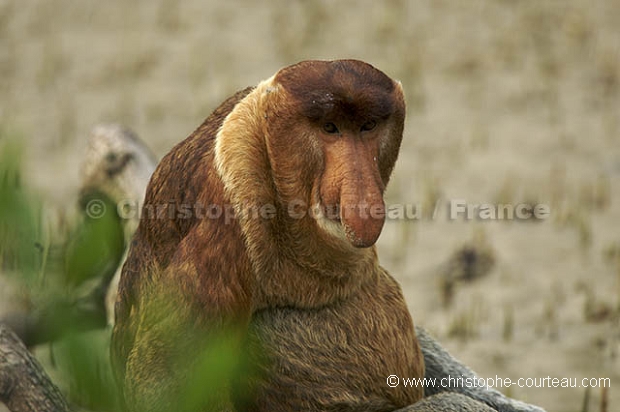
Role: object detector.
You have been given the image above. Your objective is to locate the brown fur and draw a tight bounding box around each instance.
[112,60,423,412]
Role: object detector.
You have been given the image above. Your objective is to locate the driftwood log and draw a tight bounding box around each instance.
[0,323,71,412]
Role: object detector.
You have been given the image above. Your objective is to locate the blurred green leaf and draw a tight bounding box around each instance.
[0,133,42,283]
[64,189,124,288]
[53,329,120,411]
[180,326,263,412]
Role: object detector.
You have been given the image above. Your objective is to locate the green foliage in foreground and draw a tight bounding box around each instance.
[64,189,125,289]
[1,132,253,411]
[0,133,120,411]
[0,133,42,282]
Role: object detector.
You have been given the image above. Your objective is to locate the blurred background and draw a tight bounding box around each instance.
[1,0,619,411]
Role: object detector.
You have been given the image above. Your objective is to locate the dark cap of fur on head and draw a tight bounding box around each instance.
[274,60,398,125]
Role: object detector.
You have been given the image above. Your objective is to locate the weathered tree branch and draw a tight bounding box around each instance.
[0,323,72,412]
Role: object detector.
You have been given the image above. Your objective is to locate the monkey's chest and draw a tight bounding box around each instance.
[242,291,424,412]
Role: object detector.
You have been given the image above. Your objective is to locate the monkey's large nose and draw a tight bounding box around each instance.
[339,190,386,248]
[318,133,387,248]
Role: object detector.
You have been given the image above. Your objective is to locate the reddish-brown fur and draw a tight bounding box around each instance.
[112,60,424,412]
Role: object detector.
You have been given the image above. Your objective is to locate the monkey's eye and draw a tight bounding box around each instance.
[361,120,377,132]
[323,122,339,134]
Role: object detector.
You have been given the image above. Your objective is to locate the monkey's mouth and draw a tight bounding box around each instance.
[312,200,347,240]
[315,201,385,248]
[321,203,342,223]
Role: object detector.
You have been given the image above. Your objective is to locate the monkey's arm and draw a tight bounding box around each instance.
[113,273,247,412]
[112,220,254,412]
[415,326,547,412]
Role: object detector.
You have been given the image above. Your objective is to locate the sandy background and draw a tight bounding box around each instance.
[1,1,619,411]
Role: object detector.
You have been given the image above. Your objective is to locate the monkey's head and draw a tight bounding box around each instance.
[264,60,405,248]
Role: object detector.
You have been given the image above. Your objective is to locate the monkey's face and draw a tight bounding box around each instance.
[267,60,405,248]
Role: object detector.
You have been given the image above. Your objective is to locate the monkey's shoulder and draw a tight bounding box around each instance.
[134,87,256,266]
[146,86,255,205]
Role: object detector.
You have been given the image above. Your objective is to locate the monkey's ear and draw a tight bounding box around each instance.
[377,80,406,186]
